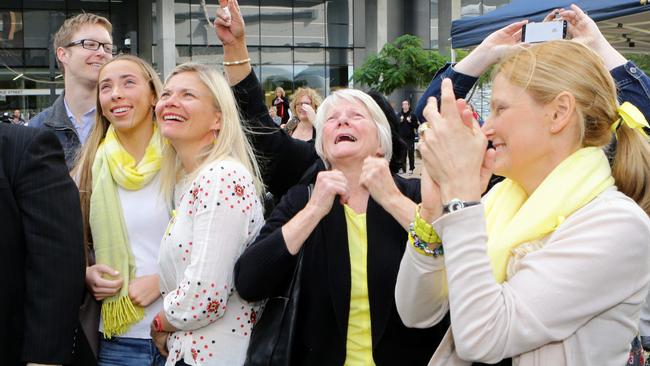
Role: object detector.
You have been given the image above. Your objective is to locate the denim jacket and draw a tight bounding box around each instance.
[415,61,650,123]
[29,92,81,170]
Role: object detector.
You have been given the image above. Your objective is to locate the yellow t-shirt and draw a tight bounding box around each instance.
[343,205,376,366]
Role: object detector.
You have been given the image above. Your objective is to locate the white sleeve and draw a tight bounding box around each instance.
[395,242,449,328]
[163,162,258,330]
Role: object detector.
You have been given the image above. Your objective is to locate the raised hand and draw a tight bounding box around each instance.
[419,78,487,203]
[214,0,245,46]
[85,264,123,301]
[557,4,626,69]
[306,170,350,220]
[455,20,527,77]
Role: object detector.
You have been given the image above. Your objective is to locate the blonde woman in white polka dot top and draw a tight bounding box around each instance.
[152,61,265,366]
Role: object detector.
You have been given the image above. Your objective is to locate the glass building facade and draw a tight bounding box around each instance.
[171,0,354,106]
[0,0,511,118]
[0,0,355,116]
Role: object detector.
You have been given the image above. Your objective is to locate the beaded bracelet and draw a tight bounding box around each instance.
[223,58,251,66]
[409,223,444,257]
[408,204,443,257]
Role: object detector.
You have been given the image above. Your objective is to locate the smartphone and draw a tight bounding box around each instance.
[521,20,567,43]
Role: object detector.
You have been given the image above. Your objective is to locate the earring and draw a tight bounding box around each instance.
[212,129,218,143]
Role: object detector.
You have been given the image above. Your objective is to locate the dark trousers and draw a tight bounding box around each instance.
[402,140,415,171]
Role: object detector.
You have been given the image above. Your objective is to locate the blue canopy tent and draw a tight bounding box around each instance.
[451,0,650,51]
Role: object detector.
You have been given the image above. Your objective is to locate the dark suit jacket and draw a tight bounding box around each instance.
[235,178,449,366]
[0,124,85,365]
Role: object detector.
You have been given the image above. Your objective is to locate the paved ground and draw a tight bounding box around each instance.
[397,150,423,179]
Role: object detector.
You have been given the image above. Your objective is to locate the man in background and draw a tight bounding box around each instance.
[397,99,419,175]
[29,13,114,168]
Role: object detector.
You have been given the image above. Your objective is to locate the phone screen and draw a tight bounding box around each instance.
[522,20,567,43]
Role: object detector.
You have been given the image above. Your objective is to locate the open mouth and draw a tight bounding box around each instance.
[162,113,187,123]
[110,106,132,116]
[335,134,357,144]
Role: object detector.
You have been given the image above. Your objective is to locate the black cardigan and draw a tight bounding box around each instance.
[235,177,449,366]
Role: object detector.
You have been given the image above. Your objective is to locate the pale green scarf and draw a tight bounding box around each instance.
[484,147,614,283]
[90,124,162,337]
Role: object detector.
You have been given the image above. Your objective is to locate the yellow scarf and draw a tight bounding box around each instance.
[90,124,163,337]
[484,147,614,283]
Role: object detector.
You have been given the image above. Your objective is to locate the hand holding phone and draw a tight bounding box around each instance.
[522,20,567,43]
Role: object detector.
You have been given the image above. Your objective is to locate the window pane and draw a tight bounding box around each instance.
[326,48,351,65]
[483,0,510,14]
[326,0,352,47]
[190,45,223,65]
[175,1,191,45]
[260,0,292,46]
[430,0,438,49]
[0,10,24,48]
[460,0,482,17]
[23,0,65,9]
[261,64,292,106]
[176,45,191,64]
[261,47,292,65]
[190,0,216,46]
[23,10,65,48]
[328,64,352,91]
[25,49,48,67]
[294,1,324,47]
[294,47,324,64]
[0,49,22,66]
[294,64,325,96]
[240,0,260,46]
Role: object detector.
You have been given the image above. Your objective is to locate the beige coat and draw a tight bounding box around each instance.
[395,189,650,366]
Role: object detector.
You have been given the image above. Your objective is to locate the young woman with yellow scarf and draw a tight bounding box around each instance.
[74,55,169,365]
[396,5,650,366]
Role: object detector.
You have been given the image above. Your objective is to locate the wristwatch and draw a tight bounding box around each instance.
[442,198,480,214]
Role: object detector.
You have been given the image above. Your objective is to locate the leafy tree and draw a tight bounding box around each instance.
[351,34,448,95]
[624,53,650,75]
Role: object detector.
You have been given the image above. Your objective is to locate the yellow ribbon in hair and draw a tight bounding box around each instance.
[90,124,163,337]
[484,147,614,283]
[611,102,650,137]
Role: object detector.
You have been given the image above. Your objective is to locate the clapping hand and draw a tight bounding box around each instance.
[419,79,488,203]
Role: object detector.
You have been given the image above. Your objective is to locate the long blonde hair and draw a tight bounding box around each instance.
[494,40,650,215]
[72,55,163,256]
[158,63,264,207]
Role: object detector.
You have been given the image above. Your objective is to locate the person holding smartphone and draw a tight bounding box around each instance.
[397,4,650,366]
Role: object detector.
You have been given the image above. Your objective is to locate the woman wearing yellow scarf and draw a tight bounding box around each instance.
[396,27,650,366]
[74,55,169,365]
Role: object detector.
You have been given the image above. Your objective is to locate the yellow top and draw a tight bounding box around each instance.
[343,205,376,366]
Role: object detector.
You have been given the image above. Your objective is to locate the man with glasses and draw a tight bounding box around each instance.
[30,13,114,168]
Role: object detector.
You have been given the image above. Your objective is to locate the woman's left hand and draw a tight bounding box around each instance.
[419,78,487,203]
[360,156,401,208]
[128,274,161,307]
[214,0,244,46]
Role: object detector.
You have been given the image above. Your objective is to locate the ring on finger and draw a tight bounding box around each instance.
[418,122,430,136]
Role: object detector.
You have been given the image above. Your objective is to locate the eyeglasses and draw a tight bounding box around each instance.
[66,39,117,55]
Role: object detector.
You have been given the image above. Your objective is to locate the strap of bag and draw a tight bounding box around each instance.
[284,183,312,296]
